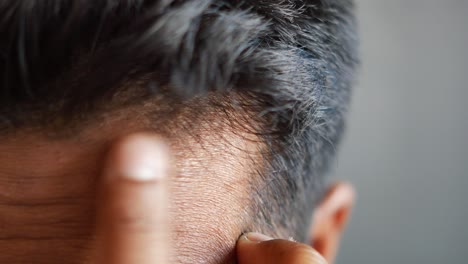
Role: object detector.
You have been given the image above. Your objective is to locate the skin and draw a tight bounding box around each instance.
[0,109,354,263]
[96,133,330,264]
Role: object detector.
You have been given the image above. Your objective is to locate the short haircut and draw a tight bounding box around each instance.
[0,0,358,241]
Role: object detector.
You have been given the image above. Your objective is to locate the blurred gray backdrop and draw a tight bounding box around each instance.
[332,1,468,264]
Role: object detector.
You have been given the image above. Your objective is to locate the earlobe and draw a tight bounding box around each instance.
[309,182,355,264]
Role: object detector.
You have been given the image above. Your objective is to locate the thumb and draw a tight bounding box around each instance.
[237,232,328,264]
[94,133,171,264]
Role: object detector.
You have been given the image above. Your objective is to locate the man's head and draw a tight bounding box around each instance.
[0,1,358,263]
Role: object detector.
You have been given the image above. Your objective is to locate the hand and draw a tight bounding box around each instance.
[237,233,328,264]
[92,133,327,264]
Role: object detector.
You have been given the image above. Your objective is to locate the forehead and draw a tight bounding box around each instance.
[0,103,263,263]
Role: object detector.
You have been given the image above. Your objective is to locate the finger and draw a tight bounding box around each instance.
[237,232,328,264]
[95,134,171,264]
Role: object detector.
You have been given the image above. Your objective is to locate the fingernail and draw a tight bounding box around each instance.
[243,232,273,242]
[108,135,169,182]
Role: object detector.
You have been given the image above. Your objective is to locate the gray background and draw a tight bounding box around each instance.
[333,1,468,264]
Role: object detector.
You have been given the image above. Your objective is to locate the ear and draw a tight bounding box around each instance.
[309,182,355,264]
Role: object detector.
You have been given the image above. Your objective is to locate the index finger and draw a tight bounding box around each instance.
[95,134,171,264]
[237,233,328,264]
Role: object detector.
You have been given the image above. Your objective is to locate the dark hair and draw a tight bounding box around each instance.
[0,0,358,240]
